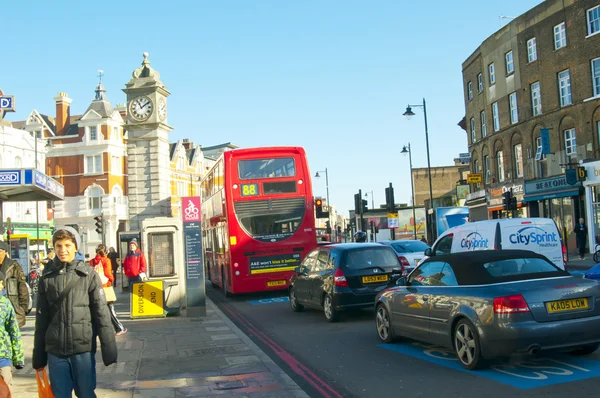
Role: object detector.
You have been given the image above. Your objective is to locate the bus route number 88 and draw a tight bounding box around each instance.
[241,183,259,196]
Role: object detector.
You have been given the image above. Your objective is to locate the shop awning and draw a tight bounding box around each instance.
[522,188,580,203]
[0,169,64,202]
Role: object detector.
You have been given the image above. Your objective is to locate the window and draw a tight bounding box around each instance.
[554,22,566,50]
[484,155,491,184]
[409,262,454,286]
[148,232,175,277]
[492,102,500,132]
[301,250,318,271]
[482,258,564,281]
[314,250,330,272]
[467,82,473,100]
[87,186,103,210]
[434,234,453,256]
[343,248,400,270]
[558,70,572,107]
[470,117,476,143]
[89,126,97,140]
[238,158,296,179]
[489,63,496,85]
[473,159,480,187]
[477,73,483,92]
[86,155,102,174]
[177,155,186,170]
[564,128,576,156]
[527,38,537,62]
[177,181,186,197]
[592,58,600,97]
[531,81,542,116]
[588,6,600,36]
[113,127,119,140]
[514,144,523,178]
[497,151,504,182]
[111,156,121,173]
[536,136,545,161]
[505,51,514,74]
[481,111,487,137]
[509,92,518,124]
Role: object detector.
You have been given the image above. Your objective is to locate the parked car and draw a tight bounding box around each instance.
[421,218,566,269]
[375,249,600,370]
[378,240,430,275]
[584,263,600,280]
[289,243,403,322]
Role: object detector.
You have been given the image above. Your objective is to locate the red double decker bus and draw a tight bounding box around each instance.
[201,146,317,295]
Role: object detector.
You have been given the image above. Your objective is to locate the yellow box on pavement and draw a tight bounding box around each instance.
[130,280,166,318]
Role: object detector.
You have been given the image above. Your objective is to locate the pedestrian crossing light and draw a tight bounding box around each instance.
[94,215,103,234]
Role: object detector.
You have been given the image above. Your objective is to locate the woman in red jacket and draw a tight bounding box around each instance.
[91,245,127,336]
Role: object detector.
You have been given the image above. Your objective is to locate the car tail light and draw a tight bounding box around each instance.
[334,268,348,287]
[493,294,530,314]
[561,241,567,266]
[398,256,409,276]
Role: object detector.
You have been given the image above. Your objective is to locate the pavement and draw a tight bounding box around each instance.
[566,255,598,270]
[12,289,309,398]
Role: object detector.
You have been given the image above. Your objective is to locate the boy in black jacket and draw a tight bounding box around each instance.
[33,229,117,398]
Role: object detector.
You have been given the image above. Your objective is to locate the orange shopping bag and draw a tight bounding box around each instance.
[36,368,54,398]
[0,376,10,398]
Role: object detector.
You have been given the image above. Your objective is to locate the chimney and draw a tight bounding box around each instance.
[182,138,192,150]
[54,92,72,135]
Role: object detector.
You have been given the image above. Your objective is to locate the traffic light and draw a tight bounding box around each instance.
[325,221,332,235]
[362,199,368,215]
[385,184,395,212]
[354,193,361,215]
[94,215,103,235]
[5,229,11,244]
[315,198,324,218]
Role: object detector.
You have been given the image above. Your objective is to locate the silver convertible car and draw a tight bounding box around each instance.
[375,250,600,370]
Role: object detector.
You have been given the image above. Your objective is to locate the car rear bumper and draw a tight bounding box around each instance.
[480,315,600,358]
[332,287,383,310]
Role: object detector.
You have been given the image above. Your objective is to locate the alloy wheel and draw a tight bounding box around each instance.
[290,289,297,309]
[376,307,390,341]
[324,295,332,319]
[455,323,476,366]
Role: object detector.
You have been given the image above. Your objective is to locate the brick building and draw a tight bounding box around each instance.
[412,159,470,207]
[462,0,600,240]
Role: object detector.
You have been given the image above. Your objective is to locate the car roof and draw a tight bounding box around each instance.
[378,240,423,244]
[319,243,387,251]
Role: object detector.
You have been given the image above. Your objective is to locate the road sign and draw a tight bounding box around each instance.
[458,153,471,164]
[0,89,15,120]
[387,213,399,228]
[130,280,165,318]
[467,173,482,184]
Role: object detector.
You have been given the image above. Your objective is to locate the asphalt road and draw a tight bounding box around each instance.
[207,281,600,398]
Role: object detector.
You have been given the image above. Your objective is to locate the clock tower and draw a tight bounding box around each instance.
[123,52,173,231]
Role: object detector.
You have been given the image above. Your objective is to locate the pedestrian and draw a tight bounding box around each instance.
[0,270,25,396]
[123,238,148,285]
[0,241,29,328]
[33,229,117,398]
[107,247,119,276]
[91,245,127,336]
[420,235,428,244]
[574,217,588,260]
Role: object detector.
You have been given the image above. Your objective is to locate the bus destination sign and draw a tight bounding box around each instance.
[241,183,260,197]
[249,253,301,274]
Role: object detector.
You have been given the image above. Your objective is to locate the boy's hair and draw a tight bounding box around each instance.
[52,229,78,248]
[96,244,107,256]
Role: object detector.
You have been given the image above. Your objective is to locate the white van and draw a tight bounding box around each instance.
[422,218,567,269]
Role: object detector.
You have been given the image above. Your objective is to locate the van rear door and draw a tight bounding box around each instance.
[500,218,564,269]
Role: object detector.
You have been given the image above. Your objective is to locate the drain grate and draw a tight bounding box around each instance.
[214,380,245,390]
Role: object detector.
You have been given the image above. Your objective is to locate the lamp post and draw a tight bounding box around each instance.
[364,190,374,209]
[314,168,331,238]
[33,132,39,257]
[401,144,417,239]
[404,98,433,240]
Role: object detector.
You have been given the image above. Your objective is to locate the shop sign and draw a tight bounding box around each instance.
[525,175,580,194]
[466,189,486,202]
[583,160,600,185]
[489,184,524,199]
[467,174,482,183]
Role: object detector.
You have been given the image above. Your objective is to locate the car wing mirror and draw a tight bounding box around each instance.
[396,277,408,287]
[424,248,433,256]
[294,266,307,276]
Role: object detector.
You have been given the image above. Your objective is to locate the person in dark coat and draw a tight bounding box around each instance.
[0,241,29,328]
[33,229,117,398]
[574,217,588,260]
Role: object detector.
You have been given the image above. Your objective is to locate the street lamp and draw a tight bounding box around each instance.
[364,191,374,209]
[401,144,417,239]
[403,98,433,239]
[314,169,330,207]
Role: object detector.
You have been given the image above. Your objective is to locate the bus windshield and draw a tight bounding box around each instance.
[234,198,305,242]
[238,158,296,179]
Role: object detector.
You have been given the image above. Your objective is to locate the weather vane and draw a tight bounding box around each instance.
[97,69,104,83]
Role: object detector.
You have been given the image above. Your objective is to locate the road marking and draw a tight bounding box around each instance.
[379,342,600,389]
[247,297,290,306]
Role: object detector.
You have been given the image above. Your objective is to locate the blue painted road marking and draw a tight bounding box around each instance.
[248,297,289,306]
[379,342,600,389]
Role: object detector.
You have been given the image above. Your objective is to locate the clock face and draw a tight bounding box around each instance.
[158,98,167,121]
[129,96,153,121]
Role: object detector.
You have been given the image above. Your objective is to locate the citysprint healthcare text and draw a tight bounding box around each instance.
[509,227,559,247]
[461,232,490,250]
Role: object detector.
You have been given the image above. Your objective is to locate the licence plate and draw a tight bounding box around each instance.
[546,298,589,313]
[267,280,287,287]
[362,275,389,284]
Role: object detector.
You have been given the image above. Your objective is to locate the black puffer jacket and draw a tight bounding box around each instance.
[32,258,117,369]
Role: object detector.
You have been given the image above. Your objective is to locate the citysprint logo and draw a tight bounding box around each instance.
[509,226,559,247]
[460,232,490,250]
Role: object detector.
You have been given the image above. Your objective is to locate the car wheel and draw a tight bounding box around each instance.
[376,304,395,343]
[454,319,485,370]
[570,343,600,356]
[289,287,304,312]
[323,294,340,322]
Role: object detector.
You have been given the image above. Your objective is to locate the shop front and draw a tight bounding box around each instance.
[583,160,600,253]
[465,189,488,221]
[487,182,526,219]
[523,175,583,252]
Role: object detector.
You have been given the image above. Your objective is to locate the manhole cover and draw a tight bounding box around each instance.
[214,380,245,390]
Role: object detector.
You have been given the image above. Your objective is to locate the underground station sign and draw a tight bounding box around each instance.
[130,280,165,318]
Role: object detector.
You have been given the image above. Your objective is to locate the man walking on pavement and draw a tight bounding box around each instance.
[33,229,117,398]
[574,217,588,260]
[0,241,29,328]
[123,238,148,285]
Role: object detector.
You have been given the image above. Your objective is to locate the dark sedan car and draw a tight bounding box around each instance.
[289,243,403,322]
[375,250,600,370]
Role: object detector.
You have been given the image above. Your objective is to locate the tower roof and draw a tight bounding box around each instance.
[85,82,114,118]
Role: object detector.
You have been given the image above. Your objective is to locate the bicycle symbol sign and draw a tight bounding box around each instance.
[182,197,201,222]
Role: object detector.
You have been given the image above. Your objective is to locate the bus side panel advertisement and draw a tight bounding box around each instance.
[249,253,302,274]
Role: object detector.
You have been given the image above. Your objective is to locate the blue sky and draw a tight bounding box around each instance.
[2,0,543,215]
